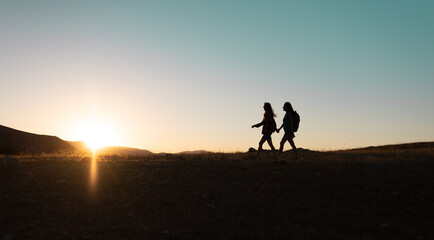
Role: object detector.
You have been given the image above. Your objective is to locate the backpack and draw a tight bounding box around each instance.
[292,111,300,132]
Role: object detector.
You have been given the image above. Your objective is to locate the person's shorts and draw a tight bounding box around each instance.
[284,132,295,139]
[261,134,272,141]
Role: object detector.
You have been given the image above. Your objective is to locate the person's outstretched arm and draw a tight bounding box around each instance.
[252,121,264,128]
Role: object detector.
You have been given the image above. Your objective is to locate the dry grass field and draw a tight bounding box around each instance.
[1,143,433,239]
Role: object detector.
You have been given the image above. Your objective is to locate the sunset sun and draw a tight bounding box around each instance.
[74,121,121,152]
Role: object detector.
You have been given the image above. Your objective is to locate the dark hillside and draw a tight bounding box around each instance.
[0,125,76,154]
[337,142,434,153]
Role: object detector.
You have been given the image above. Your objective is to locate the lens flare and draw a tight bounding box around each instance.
[89,154,98,194]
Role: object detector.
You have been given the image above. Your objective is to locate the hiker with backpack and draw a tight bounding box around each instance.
[276,102,299,159]
[252,102,277,159]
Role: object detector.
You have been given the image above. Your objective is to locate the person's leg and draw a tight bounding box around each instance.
[288,138,298,158]
[266,138,277,159]
[257,135,267,156]
[279,135,289,153]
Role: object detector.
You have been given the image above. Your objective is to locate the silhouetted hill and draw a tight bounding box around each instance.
[67,141,92,153]
[0,125,76,154]
[97,146,153,156]
[339,142,434,152]
[177,150,211,155]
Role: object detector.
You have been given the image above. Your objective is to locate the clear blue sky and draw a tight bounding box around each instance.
[1,0,433,152]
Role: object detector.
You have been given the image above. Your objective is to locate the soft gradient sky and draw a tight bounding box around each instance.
[1,0,433,153]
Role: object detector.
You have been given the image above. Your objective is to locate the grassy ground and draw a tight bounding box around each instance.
[1,147,433,239]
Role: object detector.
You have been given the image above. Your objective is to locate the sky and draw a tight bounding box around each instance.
[1,0,433,153]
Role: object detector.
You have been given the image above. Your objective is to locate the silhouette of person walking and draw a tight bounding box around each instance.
[276,102,299,158]
[252,103,277,159]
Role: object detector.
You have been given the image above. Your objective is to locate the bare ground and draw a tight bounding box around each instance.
[1,150,433,240]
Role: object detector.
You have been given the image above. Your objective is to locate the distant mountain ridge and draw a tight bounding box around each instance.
[67,141,92,153]
[68,141,153,156]
[97,146,153,156]
[0,125,76,154]
[177,150,211,155]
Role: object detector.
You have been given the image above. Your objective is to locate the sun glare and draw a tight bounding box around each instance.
[74,120,121,152]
